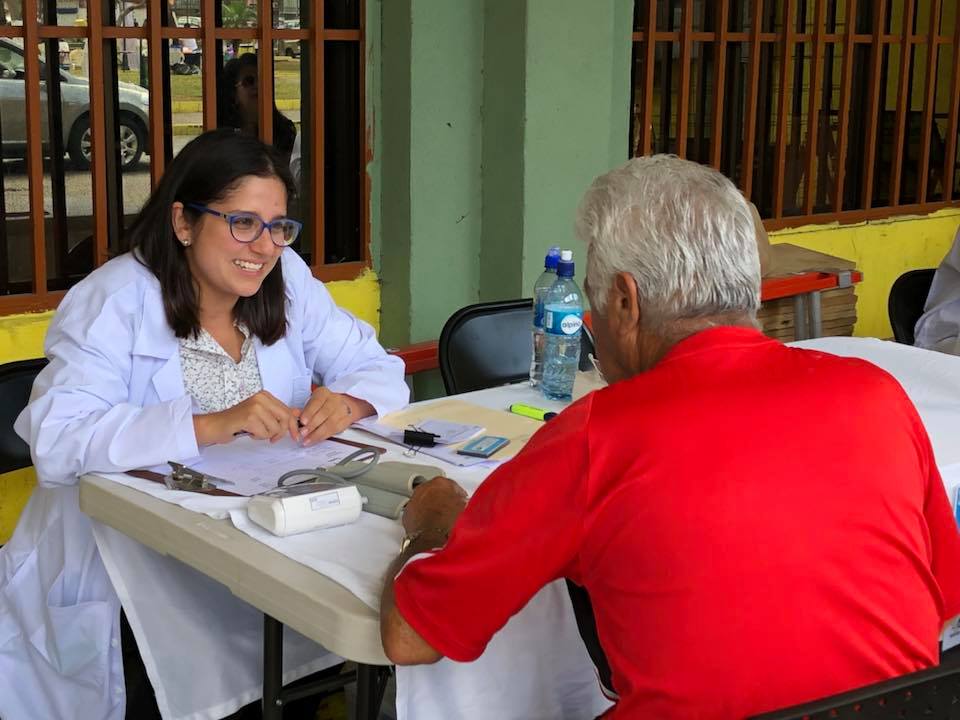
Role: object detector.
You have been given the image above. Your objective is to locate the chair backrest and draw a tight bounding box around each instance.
[750,662,960,719]
[0,358,47,475]
[438,299,595,395]
[888,268,936,345]
[566,579,616,697]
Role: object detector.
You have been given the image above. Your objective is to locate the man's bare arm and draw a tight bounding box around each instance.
[379,478,468,665]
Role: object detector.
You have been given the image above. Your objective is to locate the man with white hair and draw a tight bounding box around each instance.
[380,156,960,718]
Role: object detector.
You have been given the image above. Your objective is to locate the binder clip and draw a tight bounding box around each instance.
[403,428,439,447]
[165,461,223,492]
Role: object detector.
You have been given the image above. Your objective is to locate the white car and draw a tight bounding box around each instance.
[0,38,151,171]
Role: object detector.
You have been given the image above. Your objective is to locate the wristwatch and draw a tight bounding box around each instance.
[400,527,449,553]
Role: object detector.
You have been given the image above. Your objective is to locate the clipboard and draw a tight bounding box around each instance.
[127,468,242,497]
[328,436,387,454]
[127,436,386,497]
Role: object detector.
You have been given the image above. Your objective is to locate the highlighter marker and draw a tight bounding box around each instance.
[509,403,557,422]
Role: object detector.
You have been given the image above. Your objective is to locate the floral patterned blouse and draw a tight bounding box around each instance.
[179,323,263,413]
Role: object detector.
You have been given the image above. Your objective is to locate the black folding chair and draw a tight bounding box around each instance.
[888,268,936,345]
[750,662,960,719]
[0,357,47,475]
[438,299,595,395]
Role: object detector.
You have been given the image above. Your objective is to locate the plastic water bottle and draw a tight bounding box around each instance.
[529,245,561,386]
[541,250,582,401]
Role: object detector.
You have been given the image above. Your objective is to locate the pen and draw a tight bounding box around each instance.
[509,403,557,422]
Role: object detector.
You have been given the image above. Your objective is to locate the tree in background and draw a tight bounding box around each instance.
[221,0,256,57]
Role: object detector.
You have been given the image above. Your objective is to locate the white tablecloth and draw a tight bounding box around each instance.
[95,382,612,720]
[95,338,960,720]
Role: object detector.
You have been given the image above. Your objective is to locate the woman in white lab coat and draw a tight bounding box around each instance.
[915,228,960,355]
[0,129,409,720]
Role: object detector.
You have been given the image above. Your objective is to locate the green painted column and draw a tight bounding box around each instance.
[376,0,632,395]
[520,0,634,295]
[379,0,485,350]
[480,0,634,302]
[377,0,413,348]
[478,0,528,301]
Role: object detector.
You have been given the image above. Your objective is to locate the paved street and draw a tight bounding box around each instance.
[3,134,194,218]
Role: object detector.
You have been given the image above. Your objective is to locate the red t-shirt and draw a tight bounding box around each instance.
[394,327,960,719]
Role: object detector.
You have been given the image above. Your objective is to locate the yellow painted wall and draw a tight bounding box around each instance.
[0,313,51,543]
[0,271,383,544]
[770,207,960,339]
[326,269,383,332]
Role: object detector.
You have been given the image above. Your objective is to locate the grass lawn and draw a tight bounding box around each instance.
[117,59,302,101]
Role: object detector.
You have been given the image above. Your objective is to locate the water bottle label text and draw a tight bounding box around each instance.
[545,309,583,336]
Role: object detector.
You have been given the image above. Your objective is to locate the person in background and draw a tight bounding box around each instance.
[380,155,960,719]
[218,53,297,162]
[914,228,960,355]
[289,129,303,191]
[180,24,200,71]
[0,129,408,720]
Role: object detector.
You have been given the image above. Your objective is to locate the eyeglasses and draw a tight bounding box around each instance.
[587,353,607,384]
[236,74,256,89]
[187,203,302,247]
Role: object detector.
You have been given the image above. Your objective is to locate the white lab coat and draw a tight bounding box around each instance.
[0,250,408,720]
[915,228,960,355]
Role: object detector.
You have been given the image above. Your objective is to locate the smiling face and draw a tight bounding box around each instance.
[171,174,287,314]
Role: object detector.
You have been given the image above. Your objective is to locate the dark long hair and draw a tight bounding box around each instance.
[129,128,296,345]
[217,53,297,157]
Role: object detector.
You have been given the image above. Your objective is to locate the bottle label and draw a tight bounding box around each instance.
[545,309,582,335]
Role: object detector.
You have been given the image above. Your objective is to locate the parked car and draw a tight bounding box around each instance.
[276,19,301,58]
[0,38,151,171]
[277,39,301,58]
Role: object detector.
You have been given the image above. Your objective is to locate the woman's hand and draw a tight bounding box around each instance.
[298,388,375,446]
[193,390,300,446]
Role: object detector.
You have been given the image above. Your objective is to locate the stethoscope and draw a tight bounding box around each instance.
[272,447,381,490]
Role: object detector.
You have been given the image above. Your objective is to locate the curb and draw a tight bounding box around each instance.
[171,98,300,113]
[172,121,301,136]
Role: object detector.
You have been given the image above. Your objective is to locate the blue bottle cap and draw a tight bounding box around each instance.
[544,246,561,269]
[556,250,575,278]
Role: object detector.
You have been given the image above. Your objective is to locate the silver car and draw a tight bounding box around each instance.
[0,38,151,171]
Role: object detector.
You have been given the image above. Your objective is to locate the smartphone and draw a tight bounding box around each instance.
[457,435,510,458]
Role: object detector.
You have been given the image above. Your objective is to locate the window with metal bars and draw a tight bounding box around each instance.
[0,0,365,314]
[631,0,960,230]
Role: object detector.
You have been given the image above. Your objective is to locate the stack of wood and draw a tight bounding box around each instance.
[759,287,858,340]
[758,243,859,341]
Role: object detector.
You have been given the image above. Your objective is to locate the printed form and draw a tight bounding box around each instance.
[148,435,361,496]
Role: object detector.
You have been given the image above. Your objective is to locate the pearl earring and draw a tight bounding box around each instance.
[180,238,191,247]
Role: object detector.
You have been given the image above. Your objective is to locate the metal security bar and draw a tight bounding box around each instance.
[631,0,960,230]
[0,0,366,314]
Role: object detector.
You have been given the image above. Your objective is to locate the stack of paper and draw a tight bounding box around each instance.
[146,436,363,497]
[358,399,543,467]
